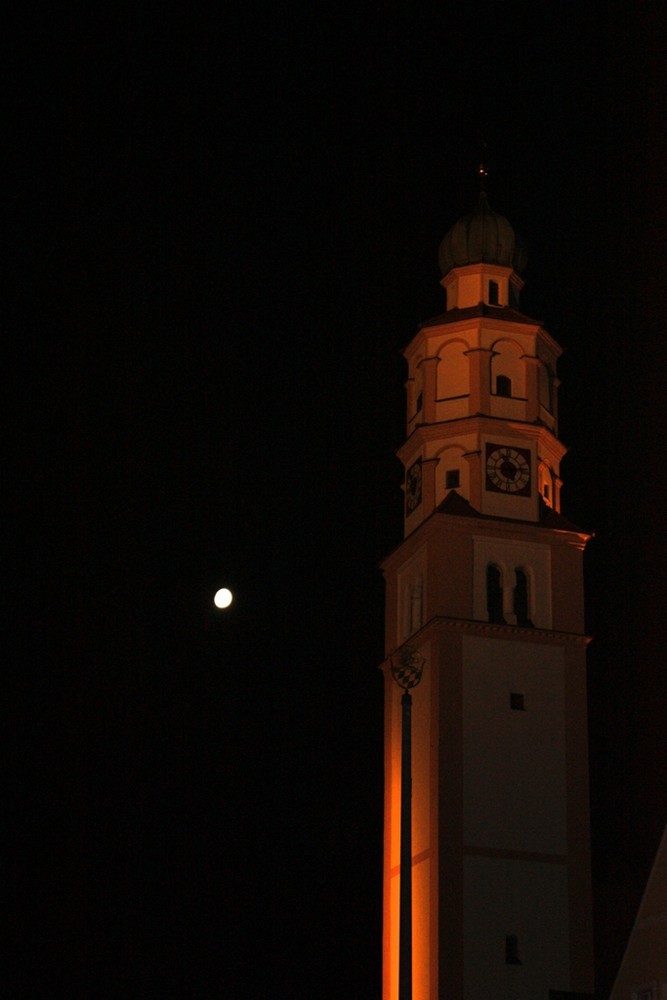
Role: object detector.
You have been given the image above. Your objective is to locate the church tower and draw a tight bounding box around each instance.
[381,193,594,1000]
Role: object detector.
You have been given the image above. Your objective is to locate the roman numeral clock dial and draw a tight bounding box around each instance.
[485,443,532,496]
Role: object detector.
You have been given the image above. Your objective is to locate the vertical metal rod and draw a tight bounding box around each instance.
[398,688,413,1000]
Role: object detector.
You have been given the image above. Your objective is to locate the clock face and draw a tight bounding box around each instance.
[485,444,531,496]
[406,458,423,514]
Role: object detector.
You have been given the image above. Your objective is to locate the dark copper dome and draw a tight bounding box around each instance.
[438,192,527,276]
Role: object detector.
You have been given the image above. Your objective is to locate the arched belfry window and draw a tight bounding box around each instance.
[487,564,506,625]
[513,569,534,627]
[491,340,525,398]
[496,374,512,397]
[437,340,469,401]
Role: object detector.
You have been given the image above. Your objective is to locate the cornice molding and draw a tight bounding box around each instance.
[381,616,591,662]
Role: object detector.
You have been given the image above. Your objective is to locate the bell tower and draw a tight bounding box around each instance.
[381,194,594,1000]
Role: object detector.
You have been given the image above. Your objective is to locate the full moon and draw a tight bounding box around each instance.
[214,587,233,609]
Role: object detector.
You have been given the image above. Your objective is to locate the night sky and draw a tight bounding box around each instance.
[13,4,667,998]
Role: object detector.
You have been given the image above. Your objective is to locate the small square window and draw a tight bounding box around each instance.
[510,692,525,711]
[446,469,460,489]
[496,375,512,397]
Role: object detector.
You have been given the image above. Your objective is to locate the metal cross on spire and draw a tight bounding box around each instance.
[477,137,490,193]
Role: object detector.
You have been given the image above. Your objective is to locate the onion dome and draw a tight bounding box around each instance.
[438,192,527,277]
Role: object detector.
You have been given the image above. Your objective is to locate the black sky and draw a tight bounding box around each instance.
[12,3,667,997]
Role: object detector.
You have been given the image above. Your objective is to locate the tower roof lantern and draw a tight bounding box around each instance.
[438,191,528,277]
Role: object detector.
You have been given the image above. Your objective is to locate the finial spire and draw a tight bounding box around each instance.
[477,137,489,194]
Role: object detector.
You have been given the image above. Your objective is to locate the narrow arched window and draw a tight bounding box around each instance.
[488,279,499,305]
[514,569,534,627]
[496,374,512,397]
[487,564,505,625]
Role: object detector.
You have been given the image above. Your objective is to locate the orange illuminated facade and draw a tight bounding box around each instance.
[381,194,594,1000]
